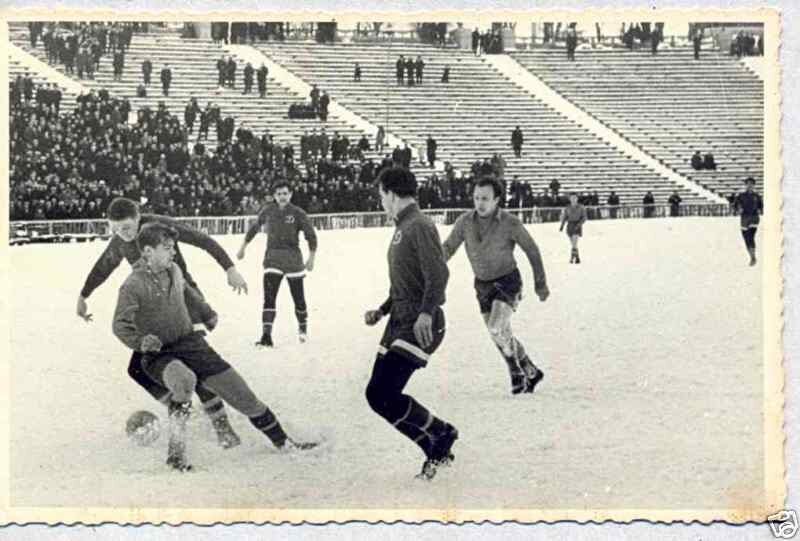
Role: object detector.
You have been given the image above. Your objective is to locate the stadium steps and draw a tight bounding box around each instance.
[8,43,87,110]
[255,41,714,205]
[509,47,764,198]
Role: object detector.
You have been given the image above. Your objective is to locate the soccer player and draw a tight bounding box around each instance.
[442,177,550,396]
[238,181,318,347]
[559,193,588,264]
[734,176,764,266]
[76,197,249,449]
[363,167,458,481]
[113,223,317,471]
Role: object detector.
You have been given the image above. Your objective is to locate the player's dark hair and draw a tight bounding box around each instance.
[137,222,178,251]
[744,176,756,185]
[107,197,139,221]
[377,167,417,197]
[474,176,503,199]
[272,181,291,193]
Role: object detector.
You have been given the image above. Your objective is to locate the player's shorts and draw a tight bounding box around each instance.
[378,304,446,368]
[740,214,760,230]
[566,222,583,237]
[263,248,305,278]
[142,331,231,384]
[474,268,523,314]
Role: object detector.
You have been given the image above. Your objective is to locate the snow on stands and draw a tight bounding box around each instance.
[9,217,762,509]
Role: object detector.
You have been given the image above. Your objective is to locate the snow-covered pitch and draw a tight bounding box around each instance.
[8,217,763,509]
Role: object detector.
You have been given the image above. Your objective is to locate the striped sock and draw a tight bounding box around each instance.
[295,309,308,334]
[262,308,276,336]
[249,407,287,448]
[202,396,226,421]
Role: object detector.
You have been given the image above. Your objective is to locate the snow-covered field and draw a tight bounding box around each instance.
[8,217,763,510]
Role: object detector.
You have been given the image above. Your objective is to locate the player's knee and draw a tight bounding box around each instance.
[162,360,197,403]
[365,383,388,415]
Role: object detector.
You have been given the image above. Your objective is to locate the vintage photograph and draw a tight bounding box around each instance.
[1,9,784,525]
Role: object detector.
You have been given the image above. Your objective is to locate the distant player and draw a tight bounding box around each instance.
[238,182,318,347]
[734,176,764,266]
[76,197,248,449]
[442,177,550,396]
[559,193,588,264]
[113,223,317,471]
[364,167,458,480]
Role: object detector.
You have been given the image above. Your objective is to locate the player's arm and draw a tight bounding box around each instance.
[299,210,318,271]
[77,238,124,322]
[414,222,449,347]
[441,214,465,262]
[511,219,549,301]
[180,266,218,331]
[559,208,567,231]
[238,208,266,259]
[579,206,588,226]
[759,194,764,215]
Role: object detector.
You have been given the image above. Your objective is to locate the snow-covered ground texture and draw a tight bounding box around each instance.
[9,217,763,510]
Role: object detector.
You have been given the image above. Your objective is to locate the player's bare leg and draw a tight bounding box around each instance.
[486,301,544,395]
[569,235,581,264]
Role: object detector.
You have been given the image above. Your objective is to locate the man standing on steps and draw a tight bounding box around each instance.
[184,97,200,134]
[226,56,237,88]
[415,56,425,85]
[319,91,330,121]
[693,27,703,60]
[142,58,152,86]
[216,55,226,87]
[243,62,254,94]
[160,64,172,97]
[511,126,523,158]
[426,135,437,168]
[113,49,125,81]
[405,57,415,87]
[396,55,405,85]
[257,63,268,98]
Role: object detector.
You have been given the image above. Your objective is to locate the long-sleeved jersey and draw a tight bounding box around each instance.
[379,203,449,317]
[81,214,234,299]
[244,203,318,270]
[113,259,215,352]
[560,204,588,227]
[442,208,547,287]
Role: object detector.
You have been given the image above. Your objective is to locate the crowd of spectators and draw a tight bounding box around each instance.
[730,31,763,57]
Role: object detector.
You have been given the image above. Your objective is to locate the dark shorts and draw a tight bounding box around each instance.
[378,304,446,368]
[740,214,760,230]
[474,269,523,314]
[566,222,583,237]
[264,248,305,277]
[142,331,231,385]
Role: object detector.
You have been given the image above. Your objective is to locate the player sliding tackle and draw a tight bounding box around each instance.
[113,223,317,471]
[76,197,248,449]
[442,177,550,395]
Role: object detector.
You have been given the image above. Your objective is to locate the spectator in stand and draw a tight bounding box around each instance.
[319,128,330,159]
[226,56,237,88]
[607,190,620,219]
[396,55,405,85]
[426,135,437,168]
[703,152,717,170]
[375,126,386,152]
[691,150,703,170]
[216,55,226,87]
[693,27,703,60]
[160,64,172,97]
[405,56,415,87]
[257,64,268,98]
[643,191,655,218]
[184,97,199,134]
[511,126,523,158]
[353,62,362,82]
[243,62,254,94]
[357,134,370,159]
[549,178,561,198]
[113,49,125,81]
[310,84,320,111]
[565,24,578,61]
[472,28,481,55]
[651,26,661,54]
[401,144,413,169]
[319,91,330,121]
[415,56,425,85]
[441,65,450,83]
[142,58,152,86]
[668,190,682,217]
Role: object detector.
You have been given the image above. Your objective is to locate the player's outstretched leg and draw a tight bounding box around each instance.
[571,235,581,264]
[161,360,197,472]
[257,272,283,347]
[195,387,241,449]
[128,351,171,403]
[365,352,458,480]
[287,275,308,342]
[204,367,318,451]
[742,228,757,266]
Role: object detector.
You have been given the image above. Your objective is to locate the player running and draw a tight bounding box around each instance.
[559,193,588,264]
[113,223,317,471]
[442,177,550,396]
[364,167,458,481]
[734,177,764,266]
[76,197,248,449]
[238,182,318,347]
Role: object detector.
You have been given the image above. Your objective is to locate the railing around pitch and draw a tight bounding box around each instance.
[8,203,734,245]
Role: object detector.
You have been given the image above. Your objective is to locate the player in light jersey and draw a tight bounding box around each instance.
[238,181,318,347]
[443,177,550,395]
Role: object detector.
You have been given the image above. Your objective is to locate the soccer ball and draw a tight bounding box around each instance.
[126,410,161,447]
